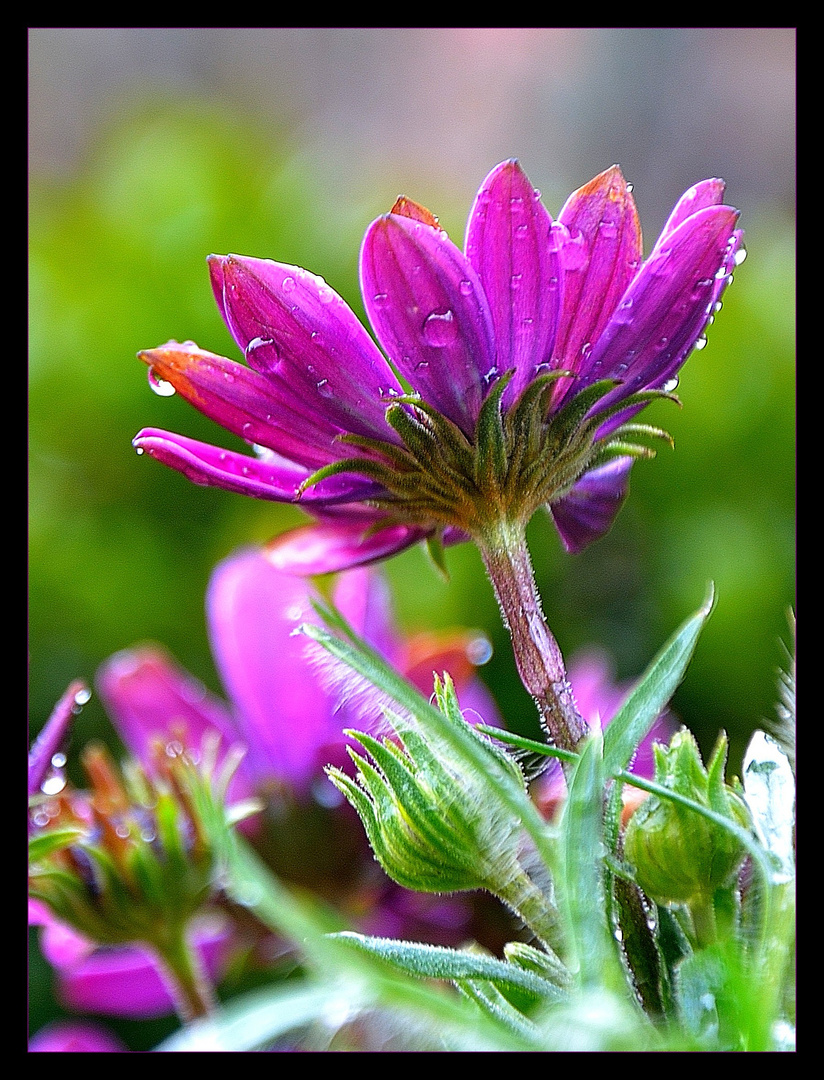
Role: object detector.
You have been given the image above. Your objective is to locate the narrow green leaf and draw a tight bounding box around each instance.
[329,932,567,1003]
[559,732,624,992]
[603,585,715,776]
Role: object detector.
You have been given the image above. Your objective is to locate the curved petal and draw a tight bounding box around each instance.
[95,646,239,763]
[332,567,405,667]
[361,212,496,437]
[206,549,347,790]
[133,428,384,505]
[210,255,401,442]
[139,340,345,469]
[568,203,742,409]
[654,178,727,246]
[265,518,430,576]
[548,456,634,553]
[29,1021,127,1052]
[52,919,231,1019]
[553,165,643,384]
[464,159,560,406]
[29,681,86,796]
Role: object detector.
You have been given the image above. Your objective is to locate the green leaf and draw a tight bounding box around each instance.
[328,932,567,1005]
[559,731,625,993]
[29,827,86,862]
[603,584,715,776]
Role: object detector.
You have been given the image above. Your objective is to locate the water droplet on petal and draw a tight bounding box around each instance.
[422,310,457,347]
[662,376,680,393]
[318,285,335,304]
[282,276,296,293]
[373,292,389,307]
[599,220,617,239]
[510,273,523,290]
[459,280,473,296]
[74,687,92,707]
[148,368,176,397]
[135,447,144,455]
[694,335,708,350]
[734,247,747,266]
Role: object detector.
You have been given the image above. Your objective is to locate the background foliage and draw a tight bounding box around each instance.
[29,29,794,1046]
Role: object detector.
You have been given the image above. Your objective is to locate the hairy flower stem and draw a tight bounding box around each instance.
[495,866,564,959]
[152,925,218,1022]
[477,519,586,756]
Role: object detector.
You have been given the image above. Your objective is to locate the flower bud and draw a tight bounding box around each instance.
[326,674,527,896]
[28,735,249,953]
[623,729,750,907]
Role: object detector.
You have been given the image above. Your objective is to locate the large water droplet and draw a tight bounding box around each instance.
[694,334,708,350]
[148,368,176,397]
[422,310,457,347]
[733,247,747,266]
[662,376,680,393]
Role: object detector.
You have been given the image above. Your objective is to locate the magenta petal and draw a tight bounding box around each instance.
[206,549,348,789]
[210,255,401,442]
[554,165,643,379]
[654,178,727,245]
[54,921,231,1019]
[574,204,741,403]
[549,456,633,553]
[133,428,383,505]
[464,159,560,406]
[140,341,348,469]
[265,518,430,576]
[361,213,496,436]
[29,680,87,796]
[95,646,239,765]
[29,1021,127,1052]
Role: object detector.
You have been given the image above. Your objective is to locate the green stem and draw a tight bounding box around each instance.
[151,921,218,1022]
[688,894,717,949]
[476,518,586,755]
[495,864,564,962]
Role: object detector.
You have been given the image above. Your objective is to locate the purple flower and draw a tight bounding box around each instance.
[135,161,742,574]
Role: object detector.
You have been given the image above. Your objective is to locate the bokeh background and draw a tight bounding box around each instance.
[29,32,794,1035]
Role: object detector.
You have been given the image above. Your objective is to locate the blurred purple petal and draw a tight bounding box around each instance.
[207,548,341,790]
[549,457,634,553]
[29,1020,127,1052]
[265,518,430,576]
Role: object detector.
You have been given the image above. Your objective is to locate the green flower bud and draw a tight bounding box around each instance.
[28,735,249,954]
[326,674,527,896]
[623,729,751,908]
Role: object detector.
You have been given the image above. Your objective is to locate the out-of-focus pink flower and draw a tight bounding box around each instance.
[29,1018,127,1052]
[30,554,500,1020]
[98,551,498,798]
[535,648,677,818]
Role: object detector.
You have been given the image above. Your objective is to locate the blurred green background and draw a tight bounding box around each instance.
[30,29,794,770]
[29,27,794,1046]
